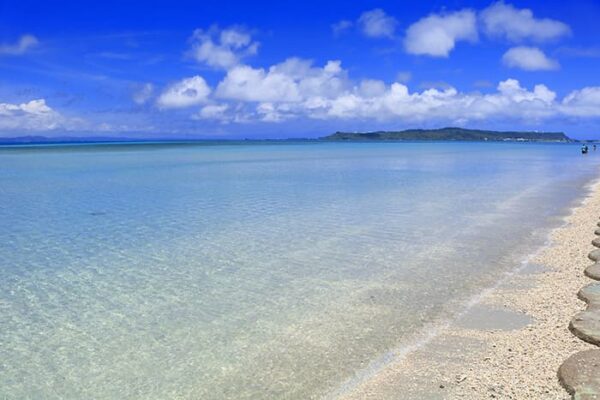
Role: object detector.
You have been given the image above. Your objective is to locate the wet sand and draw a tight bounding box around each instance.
[339,180,600,399]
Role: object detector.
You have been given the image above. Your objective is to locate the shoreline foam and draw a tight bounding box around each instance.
[333,175,600,399]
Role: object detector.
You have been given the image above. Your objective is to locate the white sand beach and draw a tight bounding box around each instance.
[341,179,600,399]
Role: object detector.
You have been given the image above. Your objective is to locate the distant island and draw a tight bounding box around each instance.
[322,127,572,142]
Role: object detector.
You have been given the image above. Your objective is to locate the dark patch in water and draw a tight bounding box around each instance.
[519,263,547,274]
[456,305,532,331]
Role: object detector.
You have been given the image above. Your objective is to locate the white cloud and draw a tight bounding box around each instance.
[189,26,258,69]
[257,102,292,122]
[208,65,600,124]
[153,45,600,125]
[562,87,600,117]
[496,78,556,103]
[14,79,600,132]
[216,58,348,104]
[0,99,51,116]
[0,34,39,56]
[502,46,559,71]
[132,83,154,105]
[358,9,398,38]
[0,99,74,131]
[332,20,353,36]
[216,64,301,103]
[293,78,559,122]
[195,104,230,121]
[157,76,211,108]
[404,10,478,57]
[481,1,570,42]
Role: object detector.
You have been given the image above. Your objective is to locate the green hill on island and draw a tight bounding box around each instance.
[322,127,571,142]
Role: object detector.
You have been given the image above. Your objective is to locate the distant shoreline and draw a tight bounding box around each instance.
[0,139,586,150]
[0,126,588,146]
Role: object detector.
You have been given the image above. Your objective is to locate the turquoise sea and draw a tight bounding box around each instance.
[0,141,598,399]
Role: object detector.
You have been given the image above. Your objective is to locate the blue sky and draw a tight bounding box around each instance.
[1,0,600,139]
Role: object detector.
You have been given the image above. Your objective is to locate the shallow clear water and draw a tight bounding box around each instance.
[0,141,597,399]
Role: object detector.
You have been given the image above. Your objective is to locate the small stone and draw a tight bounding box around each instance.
[586,263,600,281]
[579,282,600,304]
[558,349,600,399]
[570,308,600,346]
[589,249,600,262]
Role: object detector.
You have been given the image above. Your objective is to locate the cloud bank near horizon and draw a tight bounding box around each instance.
[7,71,600,133]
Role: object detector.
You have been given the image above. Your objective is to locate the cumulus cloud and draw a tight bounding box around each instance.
[502,46,559,71]
[151,47,600,125]
[0,99,52,116]
[156,76,211,108]
[0,99,73,131]
[358,9,398,38]
[216,58,348,104]
[189,26,259,69]
[481,1,570,42]
[216,65,299,103]
[195,104,230,122]
[496,78,556,102]
[132,83,154,105]
[242,78,559,123]
[404,10,478,57]
[12,79,600,131]
[203,57,600,124]
[0,34,39,56]
[562,87,600,117]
